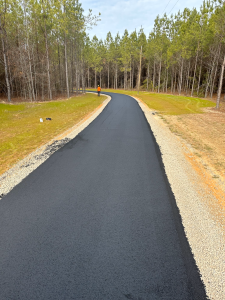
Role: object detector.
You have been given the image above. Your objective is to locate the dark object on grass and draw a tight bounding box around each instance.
[46,118,52,120]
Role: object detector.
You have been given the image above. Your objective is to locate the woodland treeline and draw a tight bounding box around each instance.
[0,0,99,102]
[1,0,225,108]
[88,0,225,108]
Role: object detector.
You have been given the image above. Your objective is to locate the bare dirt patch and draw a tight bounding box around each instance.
[162,109,225,217]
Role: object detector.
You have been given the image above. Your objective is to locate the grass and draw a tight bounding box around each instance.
[0,93,107,175]
[91,88,216,115]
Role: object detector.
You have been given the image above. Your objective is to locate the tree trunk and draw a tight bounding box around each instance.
[18,36,27,100]
[205,48,218,98]
[178,57,183,95]
[81,66,83,93]
[27,45,35,101]
[24,3,35,102]
[162,68,166,92]
[204,70,210,98]
[88,66,89,88]
[33,55,38,99]
[64,33,69,98]
[116,63,118,89]
[174,72,177,93]
[185,61,190,95]
[58,41,62,93]
[210,46,221,98]
[0,14,11,102]
[153,58,155,92]
[41,60,44,100]
[138,46,142,94]
[124,68,127,90]
[147,62,149,90]
[108,64,109,88]
[132,62,134,90]
[44,22,52,100]
[78,65,80,91]
[191,52,198,97]
[166,67,168,92]
[7,50,13,98]
[210,62,218,98]
[171,69,173,93]
[197,58,202,96]
[157,57,161,93]
[216,54,225,109]
[130,58,132,90]
[76,61,78,95]
[70,41,74,94]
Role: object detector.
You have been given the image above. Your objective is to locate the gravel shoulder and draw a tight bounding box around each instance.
[134,96,225,300]
[0,94,111,200]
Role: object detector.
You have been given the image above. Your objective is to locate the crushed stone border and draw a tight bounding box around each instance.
[0,94,111,200]
[133,96,225,300]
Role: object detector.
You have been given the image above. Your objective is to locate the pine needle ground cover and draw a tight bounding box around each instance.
[0,93,106,175]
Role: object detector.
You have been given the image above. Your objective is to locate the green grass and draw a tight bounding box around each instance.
[90,88,215,115]
[0,93,107,175]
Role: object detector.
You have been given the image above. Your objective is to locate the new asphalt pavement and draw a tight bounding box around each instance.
[0,92,207,299]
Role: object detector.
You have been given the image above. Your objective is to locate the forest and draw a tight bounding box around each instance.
[0,0,225,108]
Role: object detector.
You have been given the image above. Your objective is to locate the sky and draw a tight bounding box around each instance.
[81,0,204,40]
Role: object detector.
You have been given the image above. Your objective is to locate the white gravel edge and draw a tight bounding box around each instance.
[133,96,225,300]
[0,94,111,199]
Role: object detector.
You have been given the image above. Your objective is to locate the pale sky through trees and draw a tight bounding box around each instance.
[82,0,204,39]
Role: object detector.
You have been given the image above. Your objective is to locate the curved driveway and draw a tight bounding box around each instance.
[0,92,206,299]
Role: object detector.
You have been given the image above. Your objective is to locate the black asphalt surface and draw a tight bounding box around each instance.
[0,92,207,300]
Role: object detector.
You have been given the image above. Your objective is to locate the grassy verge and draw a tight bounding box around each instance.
[0,93,107,175]
[90,88,215,115]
